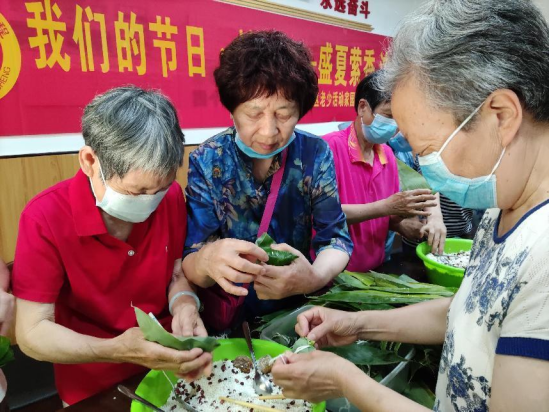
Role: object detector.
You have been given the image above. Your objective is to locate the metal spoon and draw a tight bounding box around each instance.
[117,385,165,412]
[160,371,200,412]
[242,321,274,395]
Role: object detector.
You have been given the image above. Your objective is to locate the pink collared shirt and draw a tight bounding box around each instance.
[323,123,400,272]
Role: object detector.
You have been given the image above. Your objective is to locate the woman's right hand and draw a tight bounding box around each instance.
[196,239,269,296]
[386,189,437,217]
[295,307,361,348]
[0,260,14,337]
[114,327,213,381]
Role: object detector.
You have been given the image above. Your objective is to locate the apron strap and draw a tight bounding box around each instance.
[257,149,288,237]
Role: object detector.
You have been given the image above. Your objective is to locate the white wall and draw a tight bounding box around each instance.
[0,123,344,157]
[532,0,549,21]
[272,0,425,37]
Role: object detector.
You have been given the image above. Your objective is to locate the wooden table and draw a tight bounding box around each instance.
[59,373,145,412]
[21,252,426,412]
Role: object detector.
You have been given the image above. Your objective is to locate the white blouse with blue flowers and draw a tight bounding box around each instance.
[434,201,549,411]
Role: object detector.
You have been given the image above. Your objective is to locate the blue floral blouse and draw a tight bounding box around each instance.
[184,127,353,262]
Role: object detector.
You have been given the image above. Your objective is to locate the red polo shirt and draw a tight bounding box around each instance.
[12,170,186,405]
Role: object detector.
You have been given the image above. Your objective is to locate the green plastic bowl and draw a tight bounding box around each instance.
[131,338,326,411]
[416,238,473,288]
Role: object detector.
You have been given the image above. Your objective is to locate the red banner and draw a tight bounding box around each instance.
[0,0,388,137]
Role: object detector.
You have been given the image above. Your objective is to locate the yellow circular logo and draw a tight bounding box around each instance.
[0,13,22,100]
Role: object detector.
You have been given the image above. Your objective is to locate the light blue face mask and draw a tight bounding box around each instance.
[234,129,296,159]
[418,102,506,210]
[361,114,398,144]
[388,132,412,153]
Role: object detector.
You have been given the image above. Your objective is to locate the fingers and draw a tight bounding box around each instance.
[177,352,213,378]
[432,230,446,255]
[410,210,432,217]
[194,319,208,338]
[254,279,281,301]
[0,293,14,336]
[406,199,437,210]
[427,227,435,247]
[230,255,266,276]
[270,243,302,257]
[231,240,269,262]
[410,194,437,202]
[140,342,204,371]
[405,189,433,196]
[438,236,447,255]
[221,267,256,284]
[414,200,438,210]
[431,231,441,254]
[217,278,249,297]
[295,309,318,337]
[307,320,332,343]
[179,318,195,337]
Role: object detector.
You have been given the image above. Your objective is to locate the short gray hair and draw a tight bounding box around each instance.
[379,0,549,125]
[82,85,185,180]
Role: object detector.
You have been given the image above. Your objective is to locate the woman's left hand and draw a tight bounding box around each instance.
[254,244,320,300]
[272,351,351,403]
[171,298,207,337]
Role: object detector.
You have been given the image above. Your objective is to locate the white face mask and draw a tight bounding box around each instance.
[90,163,168,223]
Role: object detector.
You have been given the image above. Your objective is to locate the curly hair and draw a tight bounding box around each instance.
[214,30,318,119]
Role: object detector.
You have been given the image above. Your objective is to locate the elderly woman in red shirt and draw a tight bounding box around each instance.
[13,86,211,405]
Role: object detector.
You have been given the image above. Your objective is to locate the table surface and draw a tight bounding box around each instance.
[20,252,426,412]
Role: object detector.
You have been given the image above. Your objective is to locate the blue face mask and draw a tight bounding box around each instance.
[361,114,398,144]
[388,132,412,153]
[418,102,506,210]
[235,129,296,159]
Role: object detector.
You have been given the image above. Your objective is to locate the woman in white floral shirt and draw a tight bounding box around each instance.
[272,0,549,411]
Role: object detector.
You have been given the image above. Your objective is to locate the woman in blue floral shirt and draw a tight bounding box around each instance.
[182,31,353,332]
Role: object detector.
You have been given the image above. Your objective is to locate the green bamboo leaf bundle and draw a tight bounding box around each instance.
[312,290,443,305]
[256,233,298,266]
[312,271,456,308]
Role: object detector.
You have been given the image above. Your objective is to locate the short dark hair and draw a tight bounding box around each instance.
[354,70,388,113]
[214,31,318,119]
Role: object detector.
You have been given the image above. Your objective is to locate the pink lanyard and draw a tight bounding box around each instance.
[257,148,288,238]
[238,149,288,300]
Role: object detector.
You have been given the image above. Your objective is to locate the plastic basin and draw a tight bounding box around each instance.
[416,238,473,288]
[131,338,325,411]
[261,306,415,412]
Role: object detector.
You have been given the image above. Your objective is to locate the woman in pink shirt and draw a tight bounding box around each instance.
[323,71,437,272]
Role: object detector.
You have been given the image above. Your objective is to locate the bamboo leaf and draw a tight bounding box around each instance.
[256,233,298,266]
[311,290,441,305]
[335,273,371,290]
[402,381,436,408]
[292,337,315,353]
[134,306,219,352]
[396,158,432,191]
[323,342,405,366]
[0,337,14,368]
[366,286,455,297]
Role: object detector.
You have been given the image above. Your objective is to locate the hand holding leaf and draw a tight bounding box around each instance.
[256,233,298,266]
